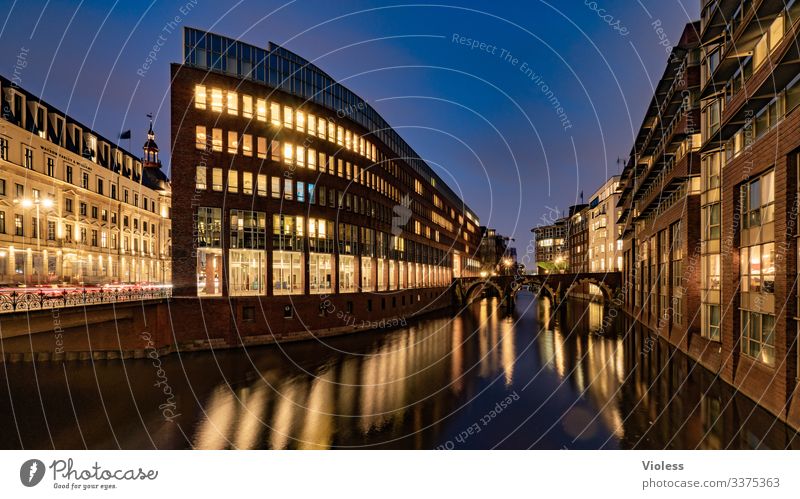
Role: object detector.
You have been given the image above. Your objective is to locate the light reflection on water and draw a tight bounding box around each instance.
[0,293,798,449]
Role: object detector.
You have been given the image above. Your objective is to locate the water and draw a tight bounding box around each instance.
[1,293,798,449]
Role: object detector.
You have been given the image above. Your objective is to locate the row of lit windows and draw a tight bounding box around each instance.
[197,246,453,297]
[194,128,402,204]
[194,85,378,161]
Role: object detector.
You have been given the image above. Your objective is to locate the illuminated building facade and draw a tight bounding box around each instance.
[588,175,623,273]
[617,22,702,340]
[169,28,480,339]
[697,0,800,424]
[0,75,171,287]
[532,218,567,273]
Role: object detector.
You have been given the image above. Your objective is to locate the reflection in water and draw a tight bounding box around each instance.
[1,293,798,449]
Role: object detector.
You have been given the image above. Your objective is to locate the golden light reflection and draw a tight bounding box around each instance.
[233,382,269,450]
[193,385,236,449]
[269,380,306,449]
[298,370,335,450]
[500,317,515,386]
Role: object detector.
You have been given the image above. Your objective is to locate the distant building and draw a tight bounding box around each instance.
[532,217,567,273]
[0,75,171,287]
[478,226,511,274]
[588,176,622,273]
[567,204,589,273]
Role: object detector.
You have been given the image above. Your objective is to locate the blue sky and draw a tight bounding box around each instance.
[0,0,698,246]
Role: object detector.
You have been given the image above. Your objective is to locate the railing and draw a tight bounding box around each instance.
[0,286,172,314]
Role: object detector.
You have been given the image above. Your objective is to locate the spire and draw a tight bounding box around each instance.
[142,113,160,168]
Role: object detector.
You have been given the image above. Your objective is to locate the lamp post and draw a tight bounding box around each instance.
[14,196,54,285]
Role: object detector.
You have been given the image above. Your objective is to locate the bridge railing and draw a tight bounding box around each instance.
[0,286,172,314]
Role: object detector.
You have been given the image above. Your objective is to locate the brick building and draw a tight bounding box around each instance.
[168,28,482,344]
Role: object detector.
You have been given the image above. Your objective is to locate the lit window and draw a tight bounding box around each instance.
[256,98,267,121]
[228,131,238,154]
[211,88,223,112]
[270,102,281,126]
[296,145,305,168]
[297,181,305,202]
[195,165,207,190]
[242,134,252,157]
[195,126,207,150]
[271,140,280,162]
[243,172,253,195]
[283,105,293,128]
[308,114,317,137]
[257,174,267,197]
[271,177,280,198]
[227,91,238,115]
[194,85,206,110]
[212,128,222,152]
[242,94,252,118]
[336,125,344,146]
[227,170,238,193]
[283,142,294,164]
[257,137,267,159]
[328,121,335,142]
[296,110,305,132]
[318,118,327,139]
[307,148,316,170]
[345,129,352,150]
[212,168,223,191]
[284,178,293,200]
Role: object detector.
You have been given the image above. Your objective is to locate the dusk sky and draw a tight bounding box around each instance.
[0,0,698,249]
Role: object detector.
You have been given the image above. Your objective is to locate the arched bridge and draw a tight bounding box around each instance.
[452,272,622,311]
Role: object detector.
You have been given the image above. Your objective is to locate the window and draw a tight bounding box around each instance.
[256,98,267,121]
[242,94,252,118]
[740,243,775,293]
[65,198,73,213]
[227,131,238,154]
[741,170,774,229]
[196,165,207,190]
[271,177,280,199]
[270,102,281,126]
[702,304,720,341]
[309,253,333,293]
[230,210,267,249]
[339,255,356,293]
[229,249,266,295]
[0,137,7,160]
[195,126,207,149]
[0,211,4,234]
[196,207,222,296]
[741,311,775,365]
[671,222,683,325]
[227,169,238,193]
[257,174,267,197]
[212,128,223,152]
[24,148,33,169]
[284,178,293,200]
[361,257,373,291]
[242,172,253,195]
[703,203,720,240]
[194,85,206,109]
[46,157,55,177]
[297,181,305,202]
[242,134,252,157]
[212,168,223,191]
[211,88,223,112]
[273,251,303,295]
[15,214,23,236]
[283,105,293,128]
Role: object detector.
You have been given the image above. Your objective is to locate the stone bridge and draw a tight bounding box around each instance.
[452,272,623,311]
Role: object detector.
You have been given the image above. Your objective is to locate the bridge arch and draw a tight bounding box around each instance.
[564,277,614,303]
[463,279,505,305]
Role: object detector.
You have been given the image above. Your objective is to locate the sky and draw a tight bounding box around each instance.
[0,0,699,249]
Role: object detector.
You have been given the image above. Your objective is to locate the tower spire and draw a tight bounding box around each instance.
[142,113,160,168]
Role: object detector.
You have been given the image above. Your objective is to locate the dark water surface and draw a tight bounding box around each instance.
[1,293,798,449]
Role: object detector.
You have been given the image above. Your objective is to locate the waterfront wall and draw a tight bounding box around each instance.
[0,287,453,362]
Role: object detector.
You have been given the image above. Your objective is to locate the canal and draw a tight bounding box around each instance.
[1,293,798,449]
